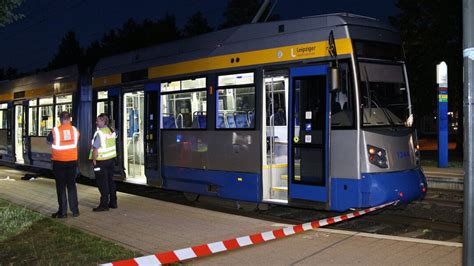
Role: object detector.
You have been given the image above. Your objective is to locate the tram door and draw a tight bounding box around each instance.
[123,91,146,184]
[262,73,289,203]
[289,66,329,203]
[14,104,25,164]
[144,83,161,186]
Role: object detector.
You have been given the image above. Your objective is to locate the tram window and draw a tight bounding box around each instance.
[265,81,286,126]
[217,72,255,129]
[28,100,38,136]
[97,101,108,116]
[38,97,53,136]
[331,63,354,128]
[181,78,206,90]
[55,94,73,126]
[161,91,207,129]
[0,103,8,129]
[218,73,254,86]
[161,77,207,129]
[97,91,108,117]
[98,91,108,99]
[39,97,53,105]
[216,87,255,129]
[161,78,206,93]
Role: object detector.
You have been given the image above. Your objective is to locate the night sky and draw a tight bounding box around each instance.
[0,0,399,73]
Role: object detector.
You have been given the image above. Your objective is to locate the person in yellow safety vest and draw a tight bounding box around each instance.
[47,111,80,218]
[90,113,117,212]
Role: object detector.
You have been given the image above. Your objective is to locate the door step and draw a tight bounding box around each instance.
[271,186,288,192]
[280,175,300,181]
[263,198,288,204]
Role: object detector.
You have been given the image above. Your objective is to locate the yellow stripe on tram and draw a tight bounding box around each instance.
[92,38,353,88]
[262,163,288,169]
[148,38,353,79]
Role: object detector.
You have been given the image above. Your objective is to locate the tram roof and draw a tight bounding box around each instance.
[93,13,399,80]
[0,65,79,94]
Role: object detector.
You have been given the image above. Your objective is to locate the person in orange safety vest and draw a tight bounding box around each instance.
[47,111,80,218]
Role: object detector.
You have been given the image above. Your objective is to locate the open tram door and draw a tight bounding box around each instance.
[13,101,27,164]
[96,88,123,180]
[143,83,161,186]
[289,65,330,207]
[262,71,289,203]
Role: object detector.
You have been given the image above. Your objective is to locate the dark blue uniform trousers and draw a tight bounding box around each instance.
[94,159,117,208]
[52,161,79,215]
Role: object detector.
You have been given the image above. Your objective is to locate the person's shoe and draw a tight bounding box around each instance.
[108,203,117,209]
[92,206,109,212]
[72,212,80,217]
[51,212,67,219]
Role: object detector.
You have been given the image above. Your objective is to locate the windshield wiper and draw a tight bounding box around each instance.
[363,67,396,128]
[363,66,372,116]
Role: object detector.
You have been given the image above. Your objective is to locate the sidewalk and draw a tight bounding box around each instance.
[422,166,464,190]
[0,167,462,265]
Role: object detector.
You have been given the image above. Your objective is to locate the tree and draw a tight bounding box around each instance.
[390,0,463,152]
[0,0,24,27]
[47,31,84,70]
[0,67,19,80]
[96,15,180,59]
[219,0,261,29]
[183,12,213,37]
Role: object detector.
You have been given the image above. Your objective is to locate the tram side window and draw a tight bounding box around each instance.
[55,94,73,126]
[331,63,354,128]
[96,91,108,117]
[0,103,8,129]
[161,77,207,129]
[38,97,54,136]
[28,100,38,136]
[216,72,255,129]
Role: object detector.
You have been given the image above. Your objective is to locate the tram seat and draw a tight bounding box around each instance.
[217,113,226,128]
[343,102,348,110]
[197,114,206,128]
[192,112,207,129]
[333,102,342,113]
[248,111,255,128]
[274,109,285,126]
[235,113,249,128]
[176,113,192,128]
[163,116,176,129]
[226,114,236,128]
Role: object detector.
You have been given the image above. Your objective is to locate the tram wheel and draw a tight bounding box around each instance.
[183,192,200,202]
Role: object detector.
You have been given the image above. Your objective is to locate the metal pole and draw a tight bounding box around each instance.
[251,0,271,23]
[463,0,474,264]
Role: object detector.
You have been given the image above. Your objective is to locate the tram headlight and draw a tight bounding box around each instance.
[367,145,388,168]
[415,144,421,166]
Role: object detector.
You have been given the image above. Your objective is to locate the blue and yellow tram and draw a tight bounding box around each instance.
[0,13,426,211]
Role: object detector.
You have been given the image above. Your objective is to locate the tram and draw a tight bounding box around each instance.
[0,13,426,211]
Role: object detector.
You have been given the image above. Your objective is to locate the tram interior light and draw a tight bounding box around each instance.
[367,145,388,168]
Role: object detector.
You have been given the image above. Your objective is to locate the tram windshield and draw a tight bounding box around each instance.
[359,62,409,127]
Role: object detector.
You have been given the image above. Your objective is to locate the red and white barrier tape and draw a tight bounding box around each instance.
[102,201,398,266]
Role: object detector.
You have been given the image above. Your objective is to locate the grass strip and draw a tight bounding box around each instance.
[0,198,141,265]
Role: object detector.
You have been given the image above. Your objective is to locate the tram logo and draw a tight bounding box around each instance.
[277,50,284,59]
[397,151,410,159]
[291,46,317,58]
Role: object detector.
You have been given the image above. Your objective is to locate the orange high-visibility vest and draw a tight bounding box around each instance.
[51,124,80,161]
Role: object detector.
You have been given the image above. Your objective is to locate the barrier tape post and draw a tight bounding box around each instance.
[102,200,398,266]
